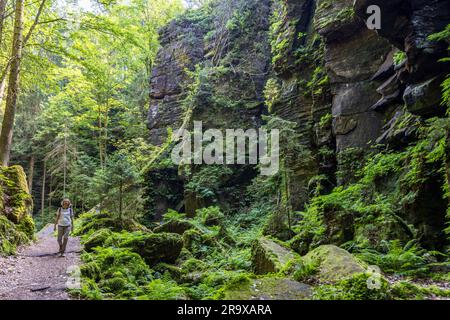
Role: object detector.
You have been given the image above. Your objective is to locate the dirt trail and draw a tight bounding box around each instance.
[0,224,82,300]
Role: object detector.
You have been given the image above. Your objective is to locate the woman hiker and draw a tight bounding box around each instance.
[54,199,75,257]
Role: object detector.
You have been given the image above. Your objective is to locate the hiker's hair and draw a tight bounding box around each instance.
[61,198,72,207]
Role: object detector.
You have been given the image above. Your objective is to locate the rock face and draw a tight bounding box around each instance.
[268,0,335,210]
[145,0,272,219]
[354,0,450,117]
[223,277,312,300]
[316,0,392,152]
[146,0,450,249]
[147,11,208,145]
[251,237,296,274]
[303,245,366,282]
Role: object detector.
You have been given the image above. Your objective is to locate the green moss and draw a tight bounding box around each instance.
[391,281,450,300]
[17,214,35,239]
[196,206,224,226]
[220,276,312,300]
[78,247,153,299]
[264,78,281,113]
[105,231,183,266]
[83,228,113,252]
[0,215,30,256]
[292,259,320,282]
[294,116,450,252]
[313,273,391,300]
[393,51,407,66]
[0,166,33,224]
[315,1,355,31]
[303,245,366,283]
[251,237,297,275]
[140,279,187,300]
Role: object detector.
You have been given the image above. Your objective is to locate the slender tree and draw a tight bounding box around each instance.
[0,0,24,166]
[41,159,46,215]
[0,0,7,49]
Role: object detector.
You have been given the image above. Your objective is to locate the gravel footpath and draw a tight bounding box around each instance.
[0,224,82,300]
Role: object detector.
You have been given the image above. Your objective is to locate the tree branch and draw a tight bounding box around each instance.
[23,0,46,46]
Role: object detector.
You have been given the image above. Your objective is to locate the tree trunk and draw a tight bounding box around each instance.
[0,73,6,108]
[0,0,7,49]
[48,174,53,212]
[41,160,46,215]
[28,154,34,191]
[0,0,24,166]
[119,179,123,221]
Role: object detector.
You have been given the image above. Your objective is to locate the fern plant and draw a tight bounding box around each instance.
[355,240,439,276]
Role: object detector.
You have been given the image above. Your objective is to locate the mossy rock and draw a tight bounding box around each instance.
[303,245,366,282]
[76,211,148,235]
[314,0,357,37]
[0,166,33,230]
[313,273,392,300]
[113,231,183,266]
[251,237,298,275]
[153,220,195,235]
[79,246,153,299]
[17,214,35,239]
[222,277,312,300]
[83,228,113,252]
[0,215,30,256]
[154,263,184,282]
[289,231,313,256]
[196,206,224,227]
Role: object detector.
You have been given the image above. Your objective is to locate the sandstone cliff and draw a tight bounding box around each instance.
[145,0,450,251]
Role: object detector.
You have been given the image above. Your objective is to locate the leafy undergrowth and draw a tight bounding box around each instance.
[71,208,264,300]
[352,240,444,277]
[71,207,450,300]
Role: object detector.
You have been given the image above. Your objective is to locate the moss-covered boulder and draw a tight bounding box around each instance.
[153,219,195,235]
[303,245,366,282]
[0,166,34,255]
[111,231,183,266]
[76,211,148,235]
[251,237,297,275]
[313,273,392,300]
[222,277,312,300]
[0,166,33,224]
[83,228,113,252]
[0,215,30,255]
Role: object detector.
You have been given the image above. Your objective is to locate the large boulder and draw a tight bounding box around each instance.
[153,219,195,235]
[222,277,312,300]
[83,228,113,252]
[0,166,33,224]
[303,245,366,282]
[0,166,34,255]
[117,232,184,266]
[251,237,297,274]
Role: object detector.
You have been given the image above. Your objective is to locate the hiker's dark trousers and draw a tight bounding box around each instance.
[57,225,71,254]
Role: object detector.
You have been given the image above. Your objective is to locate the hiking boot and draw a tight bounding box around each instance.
[59,253,66,257]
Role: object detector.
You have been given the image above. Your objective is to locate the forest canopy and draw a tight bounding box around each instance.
[0,0,186,221]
